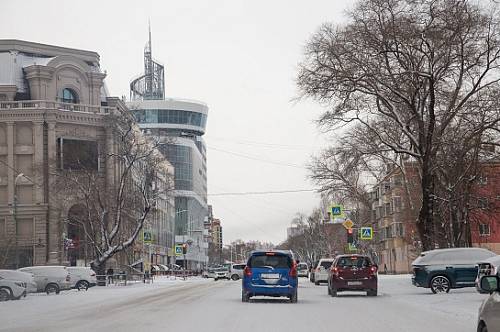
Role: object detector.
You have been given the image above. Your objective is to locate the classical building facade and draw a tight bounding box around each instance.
[0,39,174,269]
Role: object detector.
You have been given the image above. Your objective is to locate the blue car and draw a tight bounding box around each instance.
[242,250,298,303]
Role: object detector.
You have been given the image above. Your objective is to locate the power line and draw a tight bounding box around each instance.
[208,189,318,196]
[207,136,316,150]
[207,145,307,169]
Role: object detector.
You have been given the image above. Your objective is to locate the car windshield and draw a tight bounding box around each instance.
[248,254,291,269]
[336,256,371,268]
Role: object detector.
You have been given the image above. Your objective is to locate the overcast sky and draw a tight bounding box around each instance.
[1,0,352,244]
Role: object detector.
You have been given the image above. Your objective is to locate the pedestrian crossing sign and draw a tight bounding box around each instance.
[175,245,183,256]
[360,227,373,240]
[330,205,344,218]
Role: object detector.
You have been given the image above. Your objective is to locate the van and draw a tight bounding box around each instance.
[18,266,72,294]
[67,267,97,290]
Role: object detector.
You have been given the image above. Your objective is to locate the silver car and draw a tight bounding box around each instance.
[477,275,500,332]
[208,267,229,280]
[18,266,72,294]
[0,279,27,301]
[314,259,334,285]
[230,264,245,281]
[297,263,309,277]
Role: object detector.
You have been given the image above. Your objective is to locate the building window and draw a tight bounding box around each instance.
[478,198,489,210]
[393,196,402,212]
[57,138,99,171]
[479,224,490,236]
[478,176,488,186]
[62,88,79,104]
[385,202,392,215]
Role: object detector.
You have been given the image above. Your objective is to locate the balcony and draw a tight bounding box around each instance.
[0,100,113,114]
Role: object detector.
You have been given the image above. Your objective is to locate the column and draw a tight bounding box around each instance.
[32,121,44,204]
[6,122,14,204]
[46,122,60,264]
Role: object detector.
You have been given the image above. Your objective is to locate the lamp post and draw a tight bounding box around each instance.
[13,173,24,269]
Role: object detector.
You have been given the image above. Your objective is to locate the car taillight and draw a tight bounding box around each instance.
[244,266,252,277]
[315,267,320,272]
[370,266,378,275]
[289,264,298,278]
[331,267,339,276]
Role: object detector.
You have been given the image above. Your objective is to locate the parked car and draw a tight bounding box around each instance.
[477,275,500,332]
[0,278,27,301]
[0,270,37,293]
[476,255,500,293]
[67,267,97,290]
[411,247,496,294]
[314,258,335,285]
[230,264,246,281]
[310,260,319,283]
[297,263,309,277]
[327,254,378,297]
[18,266,72,294]
[242,250,298,303]
[208,267,230,280]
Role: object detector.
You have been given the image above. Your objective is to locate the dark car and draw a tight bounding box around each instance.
[327,254,378,297]
[241,250,298,303]
[411,247,496,294]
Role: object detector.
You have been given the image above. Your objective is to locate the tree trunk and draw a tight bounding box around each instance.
[417,167,435,251]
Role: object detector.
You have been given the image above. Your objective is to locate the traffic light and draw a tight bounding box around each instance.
[347,228,354,244]
[182,243,188,255]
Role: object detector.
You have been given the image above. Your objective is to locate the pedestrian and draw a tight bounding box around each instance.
[384,263,388,274]
[107,267,114,284]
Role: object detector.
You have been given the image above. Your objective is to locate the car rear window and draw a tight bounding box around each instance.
[248,254,292,269]
[320,261,333,269]
[297,263,308,269]
[336,256,371,268]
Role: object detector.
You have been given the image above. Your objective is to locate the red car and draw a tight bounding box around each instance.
[327,254,378,297]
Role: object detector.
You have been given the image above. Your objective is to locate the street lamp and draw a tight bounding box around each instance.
[13,173,24,269]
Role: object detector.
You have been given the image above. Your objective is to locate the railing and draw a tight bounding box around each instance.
[95,270,200,286]
[0,100,113,114]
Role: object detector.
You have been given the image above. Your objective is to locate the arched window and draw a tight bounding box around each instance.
[62,88,78,104]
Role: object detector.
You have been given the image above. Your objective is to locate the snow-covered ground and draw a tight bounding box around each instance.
[0,274,488,331]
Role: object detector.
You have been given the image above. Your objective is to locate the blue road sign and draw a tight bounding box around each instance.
[360,227,373,240]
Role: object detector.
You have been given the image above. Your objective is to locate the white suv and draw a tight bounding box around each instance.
[18,266,72,294]
[314,258,334,285]
[68,267,97,290]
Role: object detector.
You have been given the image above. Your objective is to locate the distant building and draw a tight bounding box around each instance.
[286,225,303,239]
[470,162,500,253]
[369,163,421,274]
[211,219,223,251]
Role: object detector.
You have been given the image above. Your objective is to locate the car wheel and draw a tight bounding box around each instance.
[231,274,240,281]
[367,289,377,297]
[330,287,337,297]
[327,285,331,295]
[315,281,320,286]
[0,288,11,301]
[45,283,60,295]
[290,290,298,303]
[241,290,249,302]
[430,276,451,294]
[76,280,90,291]
[479,323,488,332]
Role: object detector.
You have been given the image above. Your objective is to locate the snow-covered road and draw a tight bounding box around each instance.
[0,275,487,331]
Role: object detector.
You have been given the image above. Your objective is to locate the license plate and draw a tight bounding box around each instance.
[261,273,280,279]
[347,281,362,286]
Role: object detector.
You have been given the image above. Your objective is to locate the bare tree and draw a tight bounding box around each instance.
[297,0,500,250]
[52,109,173,274]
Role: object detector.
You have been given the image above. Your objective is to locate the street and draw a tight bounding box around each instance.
[0,275,485,332]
